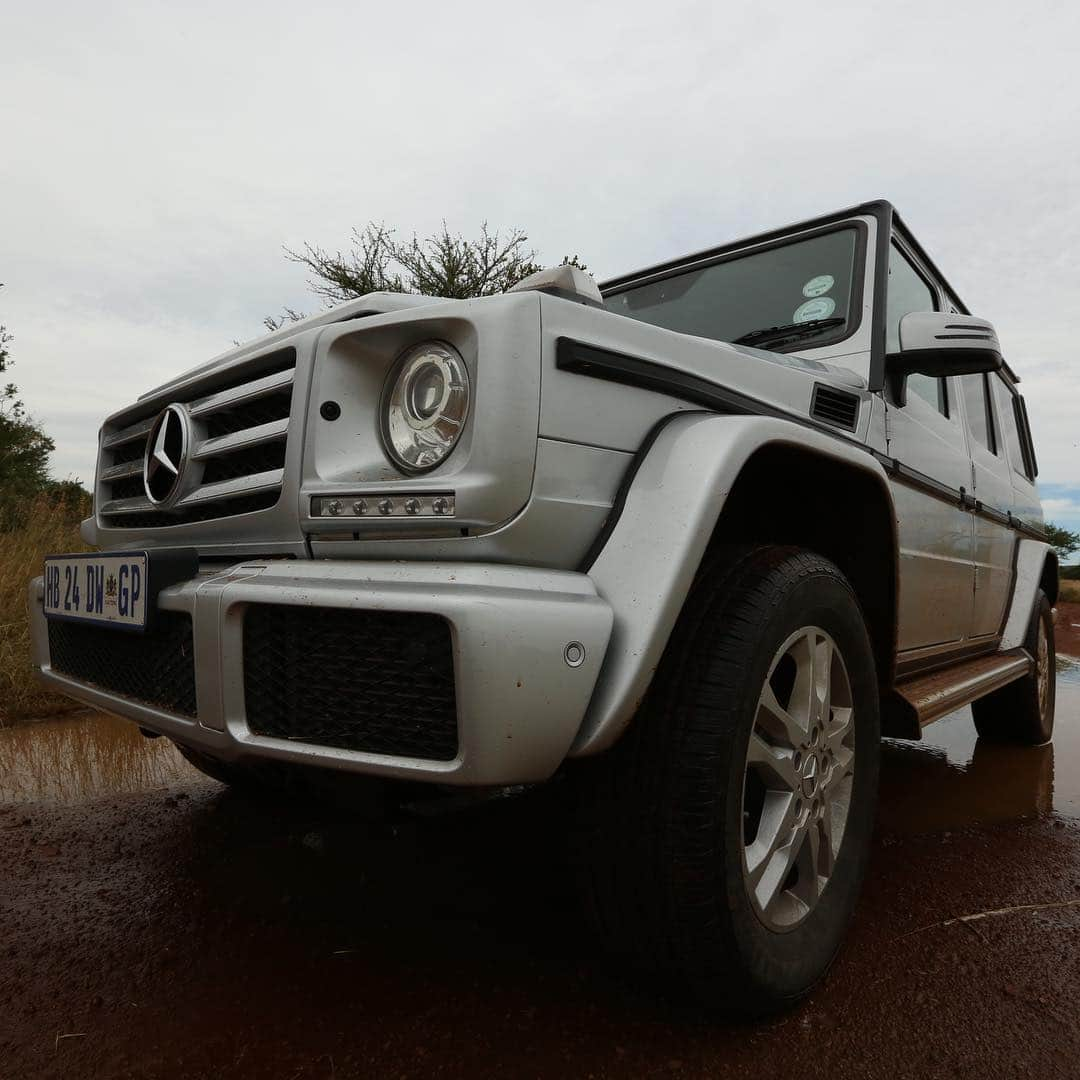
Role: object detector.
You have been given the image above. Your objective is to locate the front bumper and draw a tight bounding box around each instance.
[29,561,613,785]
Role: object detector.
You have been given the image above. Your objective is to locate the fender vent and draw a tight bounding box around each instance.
[810,384,860,431]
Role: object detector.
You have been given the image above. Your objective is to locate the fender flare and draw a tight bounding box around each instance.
[570,412,896,756]
[1001,539,1057,650]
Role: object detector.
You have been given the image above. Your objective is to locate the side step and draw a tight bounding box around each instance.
[884,648,1033,737]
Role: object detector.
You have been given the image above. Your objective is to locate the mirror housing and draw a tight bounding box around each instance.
[886,312,1004,379]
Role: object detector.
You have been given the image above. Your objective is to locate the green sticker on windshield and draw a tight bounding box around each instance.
[793,297,836,323]
[802,274,835,298]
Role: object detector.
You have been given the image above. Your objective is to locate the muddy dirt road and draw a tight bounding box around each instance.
[3,656,1080,1079]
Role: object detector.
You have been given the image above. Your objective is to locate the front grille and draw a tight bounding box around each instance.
[47,612,197,718]
[243,605,458,760]
[97,348,296,529]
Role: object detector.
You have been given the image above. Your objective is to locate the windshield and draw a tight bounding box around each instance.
[604,226,861,351]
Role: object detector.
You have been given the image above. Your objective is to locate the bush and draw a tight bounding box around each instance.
[0,492,91,724]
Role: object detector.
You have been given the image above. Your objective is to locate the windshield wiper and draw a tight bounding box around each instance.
[731,317,845,348]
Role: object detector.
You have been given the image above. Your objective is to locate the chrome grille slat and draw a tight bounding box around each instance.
[97,348,296,530]
[192,418,289,460]
[175,469,285,508]
[188,368,294,419]
[102,417,154,449]
[100,459,144,482]
[101,495,155,515]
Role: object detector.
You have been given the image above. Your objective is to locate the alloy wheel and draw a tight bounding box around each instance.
[741,627,855,931]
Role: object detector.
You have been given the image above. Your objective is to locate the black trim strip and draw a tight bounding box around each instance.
[853,454,1045,540]
[1017,394,1039,478]
[867,202,893,393]
[556,338,864,443]
[870,451,962,507]
[557,336,1048,544]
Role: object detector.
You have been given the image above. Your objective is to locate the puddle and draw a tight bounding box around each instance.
[0,712,191,804]
[879,673,1080,833]
[2,673,1079,834]
[1057,652,1080,685]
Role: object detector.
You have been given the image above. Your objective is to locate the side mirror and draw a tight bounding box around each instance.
[886,312,1004,379]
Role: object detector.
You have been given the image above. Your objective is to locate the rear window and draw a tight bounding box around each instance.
[992,375,1032,479]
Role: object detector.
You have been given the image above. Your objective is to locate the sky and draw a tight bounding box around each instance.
[2,0,1079,549]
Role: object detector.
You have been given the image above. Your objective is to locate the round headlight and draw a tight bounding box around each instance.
[380,341,470,473]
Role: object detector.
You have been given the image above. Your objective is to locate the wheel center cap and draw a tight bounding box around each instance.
[800,753,820,799]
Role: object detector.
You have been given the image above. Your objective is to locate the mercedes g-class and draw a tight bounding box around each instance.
[30,200,1057,1013]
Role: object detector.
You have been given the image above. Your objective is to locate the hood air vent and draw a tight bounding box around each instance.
[810,384,860,431]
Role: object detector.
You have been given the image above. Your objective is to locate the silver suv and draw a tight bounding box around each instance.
[31,200,1057,1013]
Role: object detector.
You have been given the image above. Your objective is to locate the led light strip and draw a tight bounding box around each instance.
[311,493,456,519]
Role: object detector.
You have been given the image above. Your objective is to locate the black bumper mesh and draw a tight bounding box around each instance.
[242,605,458,760]
[47,611,198,718]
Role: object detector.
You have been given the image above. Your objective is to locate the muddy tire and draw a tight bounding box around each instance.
[972,591,1055,745]
[575,546,880,1015]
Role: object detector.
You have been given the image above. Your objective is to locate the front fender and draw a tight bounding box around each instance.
[571,413,893,756]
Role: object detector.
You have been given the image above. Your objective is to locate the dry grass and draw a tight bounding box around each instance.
[1061,579,1080,605]
[0,495,90,725]
[0,712,188,801]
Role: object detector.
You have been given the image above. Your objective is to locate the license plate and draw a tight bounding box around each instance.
[43,552,149,631]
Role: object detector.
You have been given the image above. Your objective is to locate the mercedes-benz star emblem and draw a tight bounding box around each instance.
[144,404,190,505]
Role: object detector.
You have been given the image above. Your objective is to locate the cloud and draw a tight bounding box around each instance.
[1043,498,1080,517]
[2,0,1079,491]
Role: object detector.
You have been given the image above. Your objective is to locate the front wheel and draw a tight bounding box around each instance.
[576,546,881,1014]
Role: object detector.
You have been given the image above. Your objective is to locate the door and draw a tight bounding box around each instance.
[960,372,1017,637]
[990,372,1040,530]
[883,243,973,650]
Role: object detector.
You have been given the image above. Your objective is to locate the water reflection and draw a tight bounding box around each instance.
[880,724,1054,833]
[1058,653,1080,685]
[0,712,192,805]
[879,677,1080,832]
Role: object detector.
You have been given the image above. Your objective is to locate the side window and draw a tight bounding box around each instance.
[907,372,948,415]
[992,375,1033,479]
[961,373,998,455]
[886,244,946,415]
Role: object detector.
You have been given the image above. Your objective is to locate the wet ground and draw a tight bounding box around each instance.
[2,648,1080,1078]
